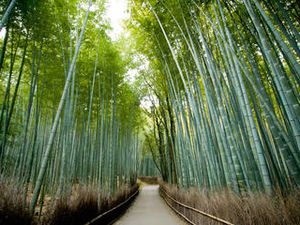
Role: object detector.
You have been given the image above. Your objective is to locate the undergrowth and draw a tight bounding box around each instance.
[160,182,300,225]
[0,175,33,225]
[0,174,138,225]
[43,183,139,225]
[138,176,159,185]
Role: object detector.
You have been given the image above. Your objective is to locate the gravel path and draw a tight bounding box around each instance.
[114,185,187,225]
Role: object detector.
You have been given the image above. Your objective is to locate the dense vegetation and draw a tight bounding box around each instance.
[0,0,141,223]
[129,1,300,223]
[0,0,300,224]
[130,0,300,194]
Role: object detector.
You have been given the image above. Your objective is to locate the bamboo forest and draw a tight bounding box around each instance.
[0,0,299,224]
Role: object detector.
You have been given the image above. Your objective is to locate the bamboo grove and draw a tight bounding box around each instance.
[0,0,141,215]
[129,0,300,194]
[1,0,300,220]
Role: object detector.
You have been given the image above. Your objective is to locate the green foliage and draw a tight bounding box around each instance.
[0,0,143,216]
[129,0,300,193]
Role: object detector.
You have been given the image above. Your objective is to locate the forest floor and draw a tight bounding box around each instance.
[114,185,186,225]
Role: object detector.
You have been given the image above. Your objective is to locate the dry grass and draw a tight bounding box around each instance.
[43,185,99,225]
[160,182,300,225]
[43,183,139,225]
[0,173,138,225]
[0,175,33,225]
[138,176,159,184]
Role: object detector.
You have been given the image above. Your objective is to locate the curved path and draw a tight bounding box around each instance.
[114,185,187,225]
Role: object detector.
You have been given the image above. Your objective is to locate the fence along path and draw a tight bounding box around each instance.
[114,185,187,225]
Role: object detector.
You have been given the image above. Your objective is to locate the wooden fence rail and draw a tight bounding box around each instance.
[85,188,139,225]
[160,187,234,225]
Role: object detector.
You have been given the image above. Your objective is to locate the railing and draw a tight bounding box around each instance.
[160,187,234,225]
[85,188,139,225]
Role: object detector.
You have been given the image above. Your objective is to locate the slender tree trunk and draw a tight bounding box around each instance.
[0,26,9,73]
[4,35,28,135]
[30,0,92,212]
[0,31,20,165]
[0,0,17,31]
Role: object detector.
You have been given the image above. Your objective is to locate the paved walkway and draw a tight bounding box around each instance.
[114,185,186,225]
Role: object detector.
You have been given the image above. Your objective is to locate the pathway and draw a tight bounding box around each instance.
[114,185,187,225]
